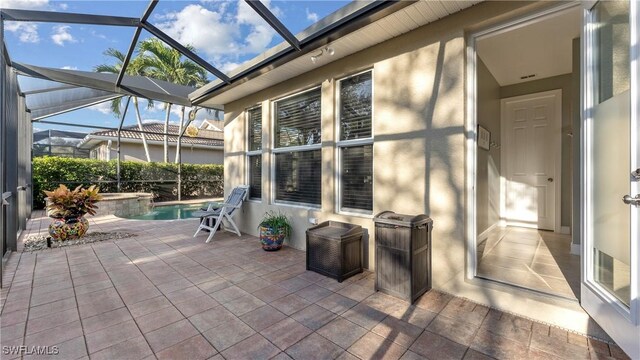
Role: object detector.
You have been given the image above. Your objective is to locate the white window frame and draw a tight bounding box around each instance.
[246,105,262,202]
[271,86,322,208]
[335,69,374,216]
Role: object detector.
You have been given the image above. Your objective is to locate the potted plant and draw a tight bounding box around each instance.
[44,184,102,241]
[259,211,292,251]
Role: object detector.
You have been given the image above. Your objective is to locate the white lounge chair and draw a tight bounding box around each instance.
[192,186,249,243]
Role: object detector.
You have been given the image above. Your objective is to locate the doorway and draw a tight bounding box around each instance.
[472,5,581,300]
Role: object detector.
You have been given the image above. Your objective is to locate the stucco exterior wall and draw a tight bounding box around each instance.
[92,141,223,164]
[225,0,538,276]
[222,1,599,335]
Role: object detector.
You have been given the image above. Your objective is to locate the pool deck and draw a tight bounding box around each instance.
[0,211,631,360]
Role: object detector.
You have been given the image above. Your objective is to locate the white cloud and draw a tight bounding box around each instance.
[61,65,78,70]
[2,0,50,43]
[2,0,49,10]
[157,1,281,70]
[51,25,76,46]
[220,61,241,73]
[88,102,113,115]
[5,22,40,43]
[157,4,240,58]
[58,3,68,10]
[306,8,319,23]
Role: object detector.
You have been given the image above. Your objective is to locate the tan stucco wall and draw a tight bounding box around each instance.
[223,1,601,336]
[93,142,223,164]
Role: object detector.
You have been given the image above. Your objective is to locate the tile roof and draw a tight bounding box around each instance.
[80,122,224,148]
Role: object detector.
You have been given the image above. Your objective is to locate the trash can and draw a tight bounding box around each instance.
[374,211,432,303]
[306,221,363,282]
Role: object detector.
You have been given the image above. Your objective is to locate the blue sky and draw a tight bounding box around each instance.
[2,0,349,134]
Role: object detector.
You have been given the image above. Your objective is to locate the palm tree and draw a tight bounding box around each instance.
[94,48,152,162]
[137,38,207,163]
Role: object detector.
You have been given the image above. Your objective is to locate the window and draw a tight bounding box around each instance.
[337,71,373,212]
[273,88,322,206]
[246,106,262,200]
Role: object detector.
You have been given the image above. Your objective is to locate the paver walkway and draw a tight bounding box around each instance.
[0,213,630,359]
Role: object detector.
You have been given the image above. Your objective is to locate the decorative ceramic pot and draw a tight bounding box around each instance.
[49,216,89,241]
[259,225,287,251]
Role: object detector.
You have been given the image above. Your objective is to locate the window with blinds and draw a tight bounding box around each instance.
[247,106,262,151]
[341,145,373,211]
[275,150,321,205]
[338,71,373,212]
[273,88,322,206]
[247,105,262,200]
[340,71,372,141]
[275,88,321,148]
[248,155,261,199]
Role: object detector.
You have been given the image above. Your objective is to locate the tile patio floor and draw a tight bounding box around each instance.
[0,213,630,360]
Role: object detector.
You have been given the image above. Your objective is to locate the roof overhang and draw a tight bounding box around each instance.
[189,0,416,106]
[191,0,481,107]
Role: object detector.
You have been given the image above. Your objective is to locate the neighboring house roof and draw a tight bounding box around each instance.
[77,123,224,150]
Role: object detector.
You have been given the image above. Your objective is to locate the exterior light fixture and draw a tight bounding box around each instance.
[310,47,335,64]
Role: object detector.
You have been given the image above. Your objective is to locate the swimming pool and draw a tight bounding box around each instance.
[120,202,208,220]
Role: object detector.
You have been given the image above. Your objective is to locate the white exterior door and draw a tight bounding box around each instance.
[581,1,640,358]
[501,90,561,231]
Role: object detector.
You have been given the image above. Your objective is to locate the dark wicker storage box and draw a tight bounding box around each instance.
[306,221,363,282]
[374,211,433,303]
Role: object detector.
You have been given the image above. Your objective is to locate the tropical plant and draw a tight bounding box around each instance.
[94,48,152,162]
[259,211,292,237]
[137,38,208,162]
[44,184,102,219]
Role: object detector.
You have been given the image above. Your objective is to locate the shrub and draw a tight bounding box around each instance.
[44,184,102,218]
[32,156,223,209]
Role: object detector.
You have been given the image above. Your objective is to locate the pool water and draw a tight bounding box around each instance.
[123,203,208,220]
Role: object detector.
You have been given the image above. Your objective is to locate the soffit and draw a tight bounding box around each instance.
[196,0,482,107]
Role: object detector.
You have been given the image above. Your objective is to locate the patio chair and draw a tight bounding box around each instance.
[192,185,249,243]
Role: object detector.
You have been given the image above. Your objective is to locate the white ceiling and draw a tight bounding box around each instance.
[477,7,582,87]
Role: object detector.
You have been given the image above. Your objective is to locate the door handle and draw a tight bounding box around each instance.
[622,194,640,206]
[547,178,554,182]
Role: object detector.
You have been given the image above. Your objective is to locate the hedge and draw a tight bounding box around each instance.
[32,156,224,209]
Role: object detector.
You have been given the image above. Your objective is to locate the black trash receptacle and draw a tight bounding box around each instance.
[374,211,432,303]
[306,221,363,282]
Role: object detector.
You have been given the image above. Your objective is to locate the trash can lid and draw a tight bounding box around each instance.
[373,211,432,227]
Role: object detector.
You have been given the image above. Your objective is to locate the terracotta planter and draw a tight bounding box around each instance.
[259,225,287,251]
[49,216,89,241]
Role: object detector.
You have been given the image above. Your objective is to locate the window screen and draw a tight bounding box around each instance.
[338,71,373,212]
[248,106,262,151]
[275,89,321,148]
[339,72,372,141]
[248,154,261,199]
[341,145,373,211]
[274,150,321,205]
